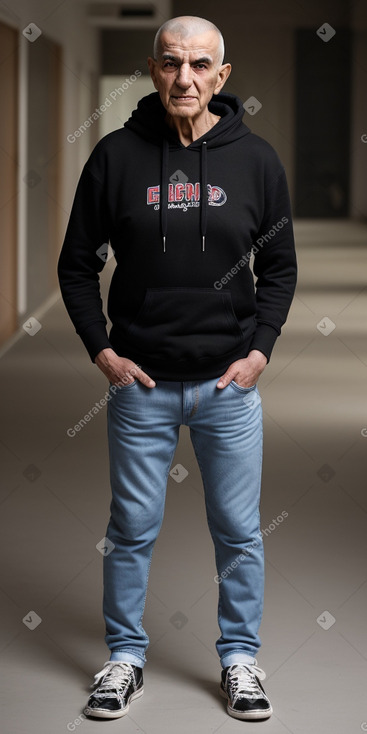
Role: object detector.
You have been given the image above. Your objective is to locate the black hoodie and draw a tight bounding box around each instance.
[58,91,297,380]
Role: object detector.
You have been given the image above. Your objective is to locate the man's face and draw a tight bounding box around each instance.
[148,29,231,120]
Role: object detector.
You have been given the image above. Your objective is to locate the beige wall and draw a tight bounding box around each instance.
[4,0,101,212]
[0,1,100,340]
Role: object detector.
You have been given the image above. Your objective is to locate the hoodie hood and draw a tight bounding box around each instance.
[124,91,251,252]
[124,90,251,148]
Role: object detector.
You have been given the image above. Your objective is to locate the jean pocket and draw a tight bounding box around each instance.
[109,380,137,391]
[229,380,257,392]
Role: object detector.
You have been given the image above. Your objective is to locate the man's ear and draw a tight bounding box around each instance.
[213,63,232,95]
[147,57,158,89]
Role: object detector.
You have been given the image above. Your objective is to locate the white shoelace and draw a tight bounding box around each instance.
[226,663,266,702]
[90,661,134,701]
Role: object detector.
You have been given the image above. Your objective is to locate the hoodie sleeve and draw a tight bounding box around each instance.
[249,167,297,361]
[57,164,113,362]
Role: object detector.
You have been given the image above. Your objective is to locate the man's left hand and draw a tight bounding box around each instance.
[216,350,267,389]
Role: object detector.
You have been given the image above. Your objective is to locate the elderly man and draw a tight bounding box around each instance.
[58,15,297,722]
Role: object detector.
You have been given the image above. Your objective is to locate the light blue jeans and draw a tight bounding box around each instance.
[103,376,264,670]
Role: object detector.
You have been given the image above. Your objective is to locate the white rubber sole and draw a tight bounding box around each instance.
[219,684,273,720]
[84,686,144,719]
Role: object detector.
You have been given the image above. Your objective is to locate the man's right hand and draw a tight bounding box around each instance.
[95,348,156,388]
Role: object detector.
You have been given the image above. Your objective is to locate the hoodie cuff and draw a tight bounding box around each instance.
[78,322,112,363]
[248,323,280,363]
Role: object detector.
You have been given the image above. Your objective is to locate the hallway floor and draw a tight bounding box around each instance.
[1,220,367,734]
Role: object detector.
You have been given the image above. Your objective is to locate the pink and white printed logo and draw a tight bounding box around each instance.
[147,182,227,211]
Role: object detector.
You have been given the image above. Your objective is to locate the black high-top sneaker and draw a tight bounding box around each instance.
[219,662,272,720]
[84,661,144,719]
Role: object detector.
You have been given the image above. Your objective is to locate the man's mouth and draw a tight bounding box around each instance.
[171,95,196,101]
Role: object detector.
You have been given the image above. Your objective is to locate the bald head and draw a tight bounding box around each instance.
[153,15,225,67]
[148,15,231,127]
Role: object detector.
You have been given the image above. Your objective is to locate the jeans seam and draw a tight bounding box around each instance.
[189,431,224,639]
[137,440,179,639]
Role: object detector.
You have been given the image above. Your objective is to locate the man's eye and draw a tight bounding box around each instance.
[195,64,207,70]
[163,61,176,68]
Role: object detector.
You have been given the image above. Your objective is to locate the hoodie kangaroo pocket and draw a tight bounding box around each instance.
[124,287,247,362]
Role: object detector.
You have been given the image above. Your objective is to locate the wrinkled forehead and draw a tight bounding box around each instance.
[157,29,220,62]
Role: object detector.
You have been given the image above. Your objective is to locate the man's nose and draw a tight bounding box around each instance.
[176,63,193,87]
